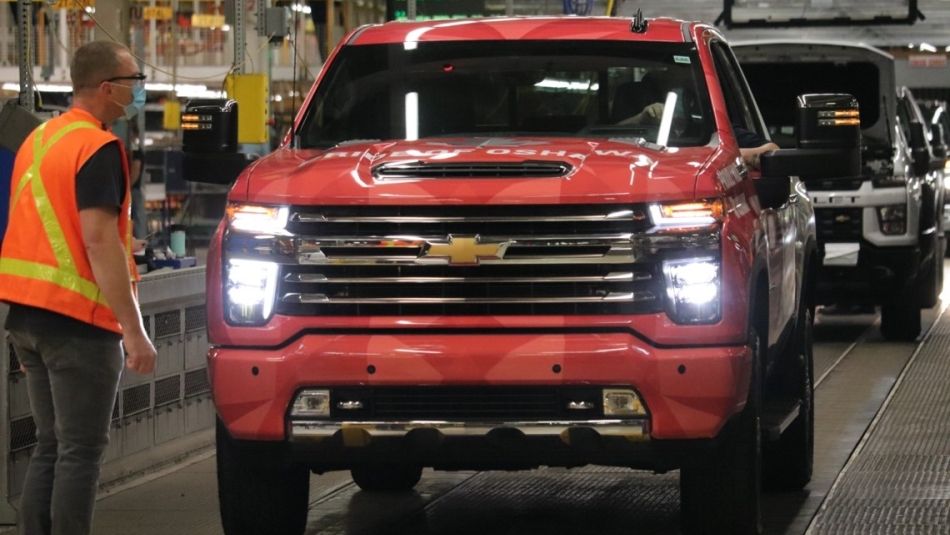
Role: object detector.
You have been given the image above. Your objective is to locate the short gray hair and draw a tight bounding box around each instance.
[70,41,128,91]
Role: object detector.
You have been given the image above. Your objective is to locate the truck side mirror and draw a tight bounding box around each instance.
[931,123,947,159]
[182,99,250,185]
[760,93,862,180]
[908,121,933,176]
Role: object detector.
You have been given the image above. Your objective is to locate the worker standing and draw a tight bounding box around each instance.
[0,41,157,535]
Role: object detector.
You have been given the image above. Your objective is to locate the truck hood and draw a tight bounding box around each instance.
[237,137,717,205]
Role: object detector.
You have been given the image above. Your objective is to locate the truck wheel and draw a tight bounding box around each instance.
[764,308,814,491]
[351,464,423,492]
[680,328,762,535]
[919,234,942,308]
[880,300,922,341]
[216,419,310,535]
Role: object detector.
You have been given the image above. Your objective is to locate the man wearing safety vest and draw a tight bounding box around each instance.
[0,41,157,535]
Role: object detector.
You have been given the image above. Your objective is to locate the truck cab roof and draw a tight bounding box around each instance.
[347,17,700,46]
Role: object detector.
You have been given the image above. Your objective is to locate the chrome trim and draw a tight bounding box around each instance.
[293,235,640,265]
[290,419,648,441]
[292,212,643,223]
[284,271,652,284]
[295,234,634,245]
[281,292,655,305]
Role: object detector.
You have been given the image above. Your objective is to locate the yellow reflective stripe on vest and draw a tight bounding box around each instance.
[0,258,109,305]
[12,121,100,277]
[2,120,109,303]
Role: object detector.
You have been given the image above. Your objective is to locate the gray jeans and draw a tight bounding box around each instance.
[8,328,123,535]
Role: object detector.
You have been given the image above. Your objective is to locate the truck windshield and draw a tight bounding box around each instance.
[297,40,714,149]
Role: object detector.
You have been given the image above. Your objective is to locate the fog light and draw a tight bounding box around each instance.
[603,389,646,417]
[291,389,330,417]
[877,204,907,236]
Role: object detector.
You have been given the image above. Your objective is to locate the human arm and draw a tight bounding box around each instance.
[80,208,156,373]
[740,142,780,170]
[617,102,665,126]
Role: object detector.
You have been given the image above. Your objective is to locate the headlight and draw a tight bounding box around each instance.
[877,204,907,235]
[662,257,720,324]
[226,258,279,325]
[649,199,723,230]
[226,203,290,234]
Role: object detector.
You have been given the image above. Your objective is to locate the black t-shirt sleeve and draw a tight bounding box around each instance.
[75,141,126,213]
[733,124,768,149]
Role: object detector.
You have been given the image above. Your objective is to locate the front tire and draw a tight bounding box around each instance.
[764,308,814,490]
[680,328,762,535]
[217,419,310,535]
[881,298,921,341]
[919,233,943,308]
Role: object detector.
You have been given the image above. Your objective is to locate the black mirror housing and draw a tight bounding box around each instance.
[761,93,862,181]
[761,147,861,179]
[909,122,933,176]
[754,175,792,210]
[181,99,249,184]
[796,93,861,149]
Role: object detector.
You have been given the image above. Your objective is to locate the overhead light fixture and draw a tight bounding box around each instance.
[920,43,937,53]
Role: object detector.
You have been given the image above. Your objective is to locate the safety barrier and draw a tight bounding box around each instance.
[1,266,213,526]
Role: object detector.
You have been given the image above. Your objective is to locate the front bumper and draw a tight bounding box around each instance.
[209,332,751,449]
[818,242,921,304]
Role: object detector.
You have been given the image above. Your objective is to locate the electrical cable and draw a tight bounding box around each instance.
[71,0,234,82]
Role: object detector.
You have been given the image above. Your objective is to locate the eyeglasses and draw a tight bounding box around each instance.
[102,73,146,88]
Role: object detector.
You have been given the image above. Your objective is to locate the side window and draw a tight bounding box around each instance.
[710,42,765,146]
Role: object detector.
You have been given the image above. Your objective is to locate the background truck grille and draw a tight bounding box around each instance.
[273,204,662,316]
[327,386,606,420]
[816,208,863,242]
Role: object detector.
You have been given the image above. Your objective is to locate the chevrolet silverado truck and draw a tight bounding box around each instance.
[734,42,946,340]
[916,98,950,251]
[185,17,861,535]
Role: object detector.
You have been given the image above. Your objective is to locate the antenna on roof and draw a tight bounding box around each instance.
[631,9,648,34]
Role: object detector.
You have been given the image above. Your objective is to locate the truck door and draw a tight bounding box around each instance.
[711,41,799,346]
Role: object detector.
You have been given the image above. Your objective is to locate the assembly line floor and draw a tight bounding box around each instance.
[6,269,950,534]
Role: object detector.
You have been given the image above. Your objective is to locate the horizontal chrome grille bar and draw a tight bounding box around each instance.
[292,212,644,224]
[281,292,655,305]
[294,234,634,245]
[283,271,651,284]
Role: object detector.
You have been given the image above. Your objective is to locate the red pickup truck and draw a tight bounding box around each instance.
[186,16,861,535]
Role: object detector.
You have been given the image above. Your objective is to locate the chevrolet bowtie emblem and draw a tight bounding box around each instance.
[424,235,508,265]
[835,214,851,223]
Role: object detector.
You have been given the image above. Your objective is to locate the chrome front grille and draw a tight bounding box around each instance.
[267,205,663,316]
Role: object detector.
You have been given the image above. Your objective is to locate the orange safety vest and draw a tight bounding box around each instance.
[0,107,139,334]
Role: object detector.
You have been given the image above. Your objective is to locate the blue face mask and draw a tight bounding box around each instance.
[123,84,146,120]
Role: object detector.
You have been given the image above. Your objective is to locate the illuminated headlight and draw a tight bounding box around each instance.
[227,203,290,234]
[291,389,330,417]
[662,258,720,324]
[226,259,279,325]
[877,204,907,235]
[603,389,646,417]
